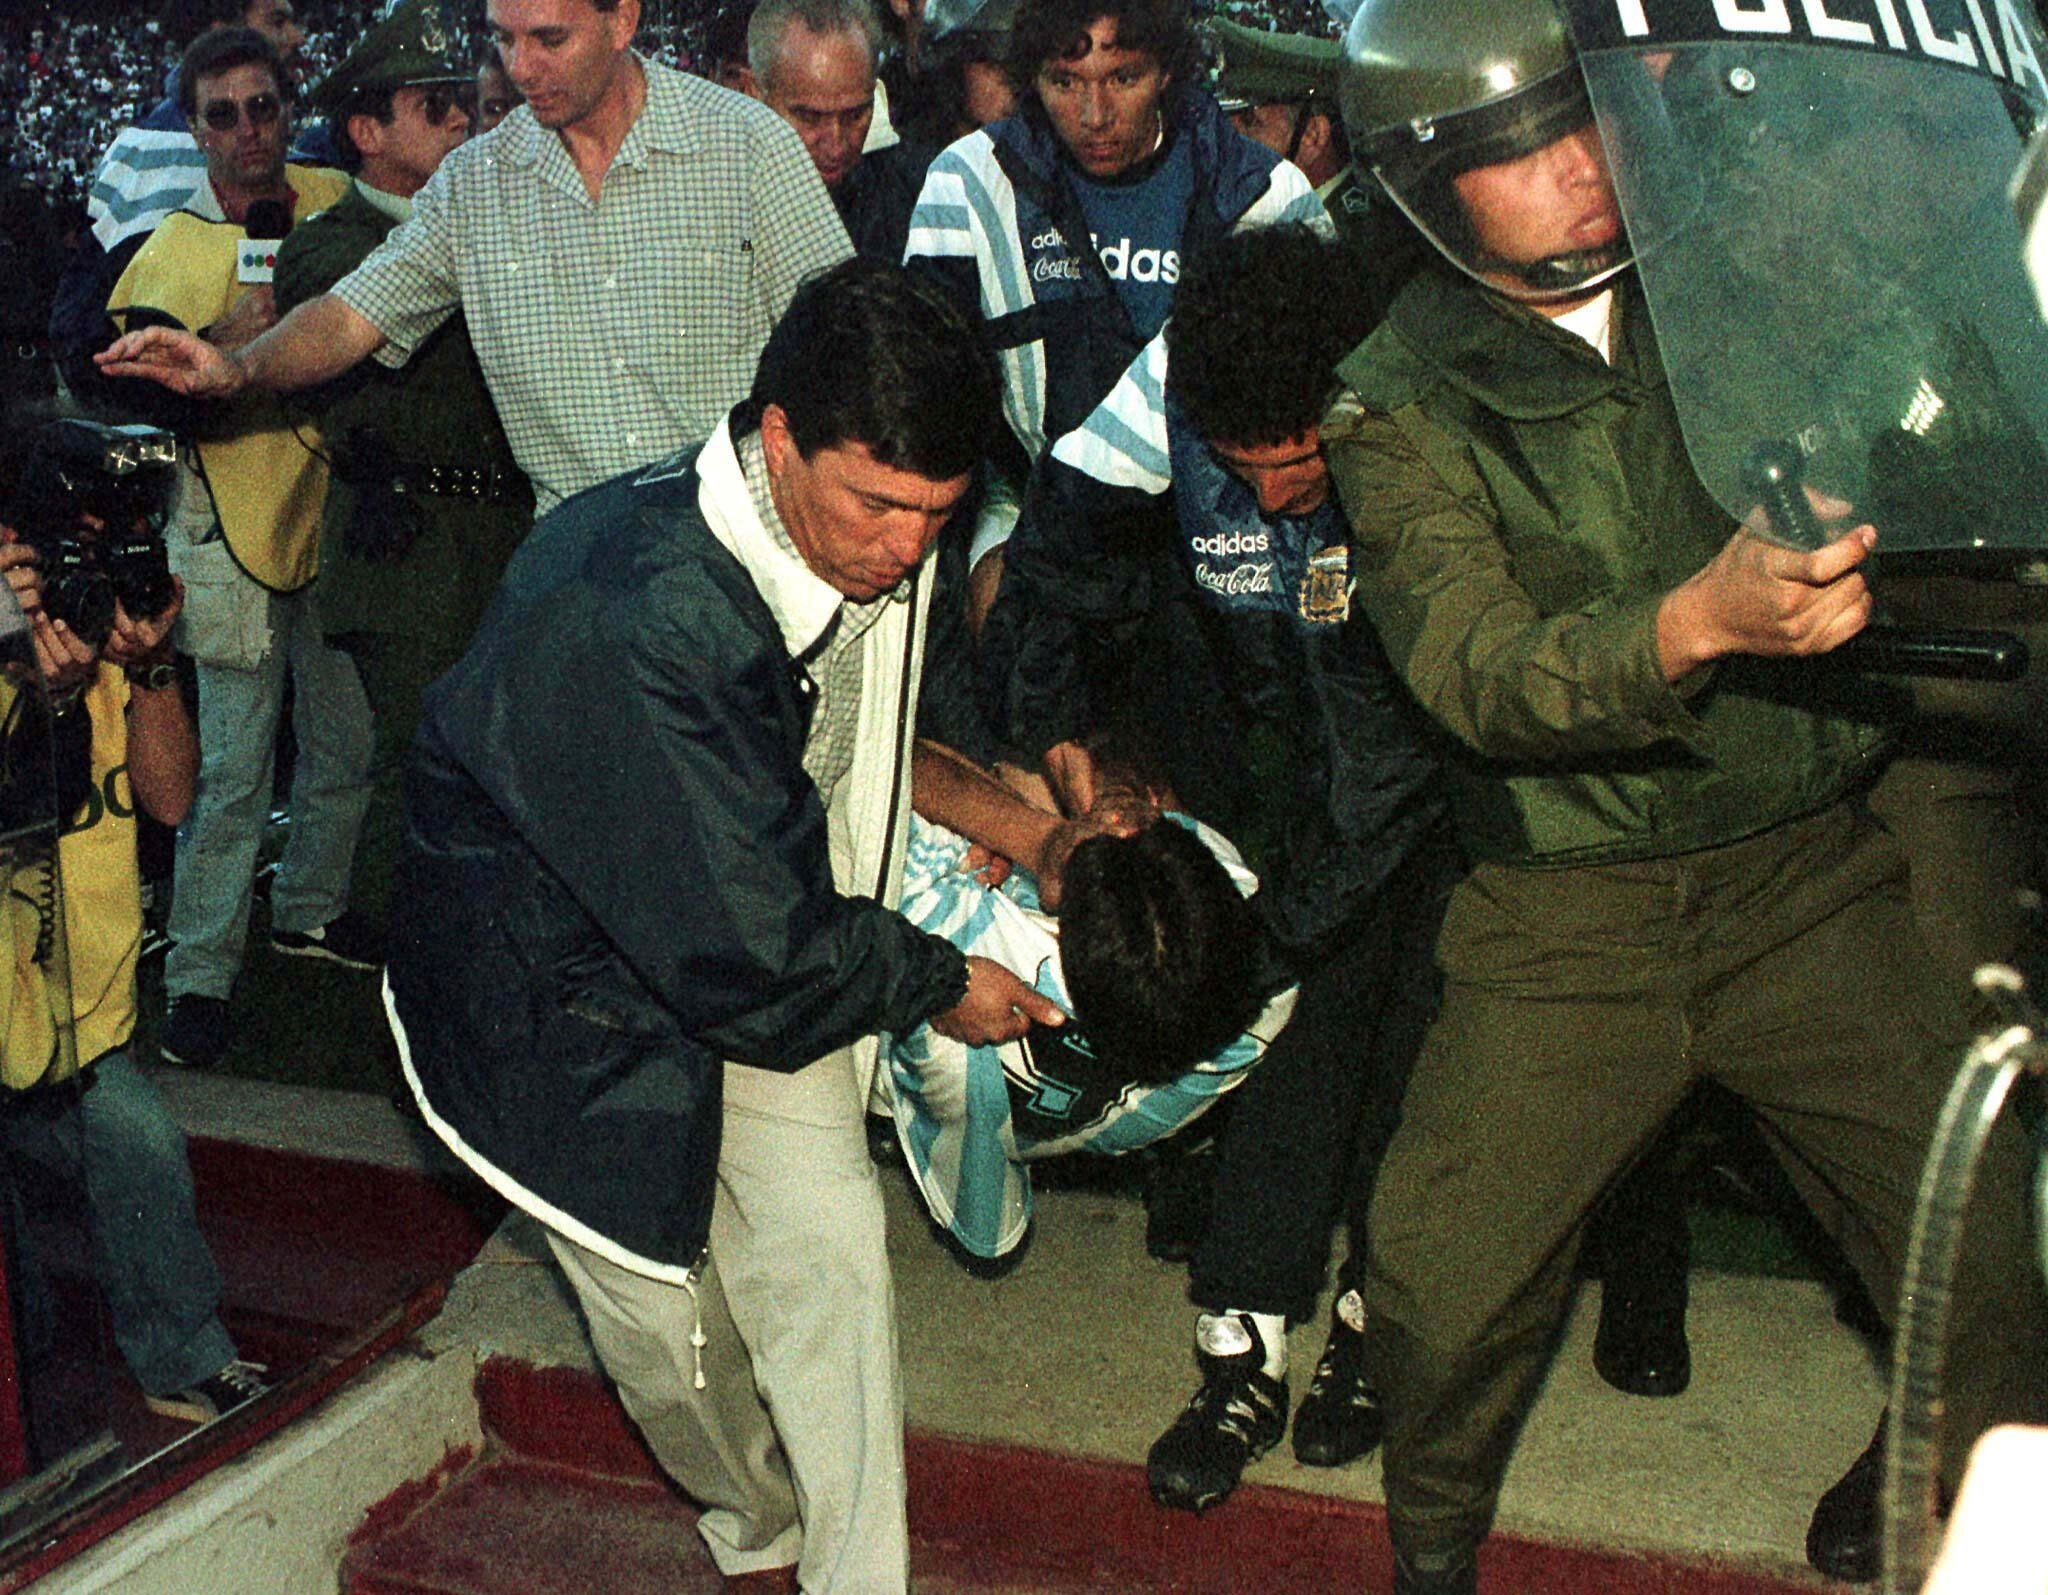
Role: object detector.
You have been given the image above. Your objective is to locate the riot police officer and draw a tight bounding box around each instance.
[1322,0,2048,1588]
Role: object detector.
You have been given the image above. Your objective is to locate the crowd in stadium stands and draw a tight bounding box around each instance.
[0,2,654,347]
[0,0,1330,361]
[1,0,1329,218]
[4,3,473,214]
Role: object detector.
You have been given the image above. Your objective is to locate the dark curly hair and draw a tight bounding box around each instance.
[1165,223,1377,447]
[1058,818,1265,1086]
[1008,0,1200,105]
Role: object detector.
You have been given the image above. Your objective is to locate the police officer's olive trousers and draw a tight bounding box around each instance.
[331,631,465,933]
[1868,751,2037,990]
[1361,802,2048,1583]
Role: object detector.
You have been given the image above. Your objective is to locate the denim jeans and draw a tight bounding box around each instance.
[2,1051,235,1395]
[166,582,373,1000]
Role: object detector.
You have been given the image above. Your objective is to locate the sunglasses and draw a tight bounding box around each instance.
[199,92,282,132]
[417,82,479,122]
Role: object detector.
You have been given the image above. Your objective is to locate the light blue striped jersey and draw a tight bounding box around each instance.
[884,814,1297,1259]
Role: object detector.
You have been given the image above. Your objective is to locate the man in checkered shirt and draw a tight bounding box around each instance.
[97,0,854,514]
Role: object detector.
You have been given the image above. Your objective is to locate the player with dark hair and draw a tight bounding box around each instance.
[908,0,1316,458]
[885,740,1293,1262]
[1060,817,1264,1079]
[1167,219,1367,450]
[1004,0,1201,111]
[908,0,1343,1015]
[1003,220,1456,1514]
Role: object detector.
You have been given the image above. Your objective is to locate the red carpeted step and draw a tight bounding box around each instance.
[341,1453,1213,1595]
[189,1139,502,1341]
[344,1459,720,1595]
[342,1360,1826,1595]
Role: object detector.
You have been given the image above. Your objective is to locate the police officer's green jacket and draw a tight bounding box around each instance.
[274,182,531,646]
[1323,265,1897,870]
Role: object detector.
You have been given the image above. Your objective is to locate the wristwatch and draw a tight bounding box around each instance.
[125,660,177,691]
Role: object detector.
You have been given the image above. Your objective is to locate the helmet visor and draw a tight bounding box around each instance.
[1370,61,1634,301]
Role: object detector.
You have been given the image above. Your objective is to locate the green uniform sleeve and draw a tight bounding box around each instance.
[274,208,362,316]
[1324,392,1714,764]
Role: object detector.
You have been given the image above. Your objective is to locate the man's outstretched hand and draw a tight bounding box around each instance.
[930,955,1067,1045]
[95,327,247,399]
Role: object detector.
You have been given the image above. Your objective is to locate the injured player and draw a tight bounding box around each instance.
[887,739,1298,1260]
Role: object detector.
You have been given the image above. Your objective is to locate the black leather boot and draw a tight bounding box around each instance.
[1391,1541,1480,1595]
[1587,1151,1692,1398]
[1292,1289,1386,1467]
[1806,1415,1885,1584]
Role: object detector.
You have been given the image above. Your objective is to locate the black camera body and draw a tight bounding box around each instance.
[11,419,178,650]
[38,530,177,650]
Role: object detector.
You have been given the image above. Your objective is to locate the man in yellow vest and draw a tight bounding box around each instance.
[105,28,375,1070]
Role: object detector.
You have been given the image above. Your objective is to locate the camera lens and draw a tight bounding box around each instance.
[105,538,177,625]
[42,553,116,648]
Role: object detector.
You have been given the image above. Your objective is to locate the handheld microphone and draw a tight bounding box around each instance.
[237,199,293,284]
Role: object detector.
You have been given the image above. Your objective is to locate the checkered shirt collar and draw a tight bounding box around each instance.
[498,52,706,174]
[738,427,801,570]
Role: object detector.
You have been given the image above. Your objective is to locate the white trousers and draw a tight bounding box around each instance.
[547,1068,908,1593]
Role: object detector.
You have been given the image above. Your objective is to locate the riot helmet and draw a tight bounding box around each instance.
[1337,0,1629,302]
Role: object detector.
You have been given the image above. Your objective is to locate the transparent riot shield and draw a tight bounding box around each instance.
[0,577,119,1545]
[1563,0,2048,555]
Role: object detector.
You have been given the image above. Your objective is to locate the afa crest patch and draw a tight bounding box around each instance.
[1298,545,1351,626]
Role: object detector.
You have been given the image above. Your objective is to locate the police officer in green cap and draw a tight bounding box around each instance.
[274,0,531,966]
[1209,20,1340,178]
[1209,17,1421,319]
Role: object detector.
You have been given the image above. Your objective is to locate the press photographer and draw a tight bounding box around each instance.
[0,565,90,849]
[0,412,268,1426]
[11,418,178,650]
[0,419,151,841]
